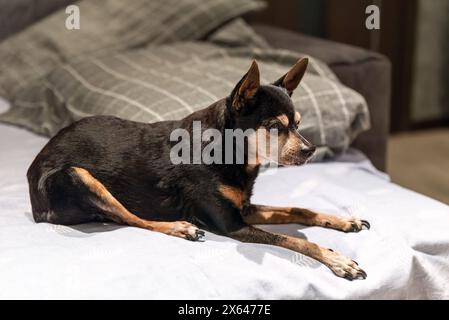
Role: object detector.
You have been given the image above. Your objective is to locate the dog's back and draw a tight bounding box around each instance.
[27,115,184,224]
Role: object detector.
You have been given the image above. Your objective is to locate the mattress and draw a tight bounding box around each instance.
[1,98,449,299]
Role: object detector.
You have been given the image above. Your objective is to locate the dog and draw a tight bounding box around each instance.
[27,58,369,280]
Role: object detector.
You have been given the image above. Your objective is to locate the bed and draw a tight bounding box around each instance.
[0,1,448,300]
[1,97,448,299]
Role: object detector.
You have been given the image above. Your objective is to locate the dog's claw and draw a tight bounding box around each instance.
[344,273,354,281]
[188,230,205,242]
[196,230,206,242]
[342,268,367,281]
[326,251,367,281]
[171,221,206,241]
[361,220,371,230]
[341,218,371,233]
[359,269,367,279]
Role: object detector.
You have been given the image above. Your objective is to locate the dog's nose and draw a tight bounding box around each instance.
[302,145,316,158]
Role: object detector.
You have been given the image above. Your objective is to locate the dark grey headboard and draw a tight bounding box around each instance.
[0,0,75,41]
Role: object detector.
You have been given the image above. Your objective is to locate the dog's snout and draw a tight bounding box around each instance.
[302,145,316,158]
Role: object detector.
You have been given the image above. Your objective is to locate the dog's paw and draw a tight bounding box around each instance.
[324,250,367,280]
[339,217,370,233]
[168,221,205,241]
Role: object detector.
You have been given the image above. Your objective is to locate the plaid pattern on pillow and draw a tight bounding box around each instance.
[0,0,265,99]
[207,18,270,48]
[2,42,370,159]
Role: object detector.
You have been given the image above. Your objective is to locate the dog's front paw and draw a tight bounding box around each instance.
[324,249,367,280]
[169,221,205,241]
[340,218,370,233]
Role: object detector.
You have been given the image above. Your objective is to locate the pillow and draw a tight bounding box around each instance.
[1,42,370,159]
[0,0,265,99]
[207,18,270,48]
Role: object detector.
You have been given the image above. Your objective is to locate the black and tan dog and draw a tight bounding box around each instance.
[27,58,369,280]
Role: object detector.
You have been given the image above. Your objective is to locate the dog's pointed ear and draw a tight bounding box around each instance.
[230,60,260,112]
[273,58,308,96]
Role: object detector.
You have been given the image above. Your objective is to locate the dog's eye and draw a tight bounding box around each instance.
[270,122,284,130]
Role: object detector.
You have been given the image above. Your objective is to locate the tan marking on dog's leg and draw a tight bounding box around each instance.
[280,235,367,280]
[71,167,204,241]
[244,205,370,233]
[218,184,244,209]
[230,225,366,280]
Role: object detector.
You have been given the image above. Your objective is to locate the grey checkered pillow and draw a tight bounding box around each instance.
[2,42,370,159]
[207,18,270,48]
[0,0,265,100]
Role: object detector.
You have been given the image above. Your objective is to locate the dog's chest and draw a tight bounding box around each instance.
[218,184,251,210]
[218,167,258,212]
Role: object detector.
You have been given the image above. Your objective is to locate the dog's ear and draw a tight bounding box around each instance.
[273,58,308,96]
[230,60,260,113]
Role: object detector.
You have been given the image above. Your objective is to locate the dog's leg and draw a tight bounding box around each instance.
[229,225,367,280]
[71,167,204,241]
[244,205,370,233]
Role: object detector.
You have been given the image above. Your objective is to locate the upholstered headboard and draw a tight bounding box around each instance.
[0,0,75,41]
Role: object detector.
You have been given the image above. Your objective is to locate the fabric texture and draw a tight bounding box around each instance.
[2,41,370,159]
[0,0,265,99]
[1,121,448,299]
[207,18,270,48]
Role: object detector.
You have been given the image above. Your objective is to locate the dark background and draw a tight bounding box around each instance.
[248,0,449,133]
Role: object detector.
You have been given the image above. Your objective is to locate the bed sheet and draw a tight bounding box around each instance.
[1,99,448,299]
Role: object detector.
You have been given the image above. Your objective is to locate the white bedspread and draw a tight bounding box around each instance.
[1,103,449,299]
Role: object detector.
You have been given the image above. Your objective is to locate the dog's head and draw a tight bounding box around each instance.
[226,58,315,166]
